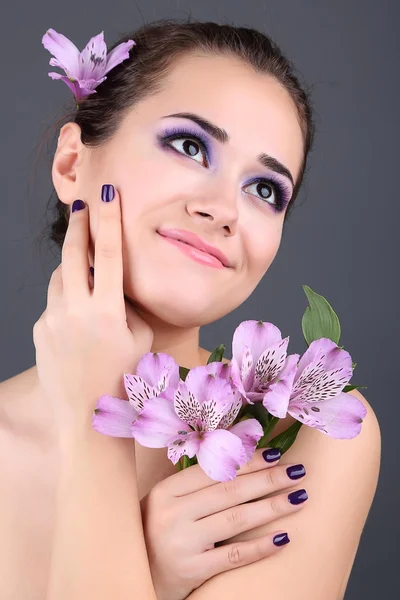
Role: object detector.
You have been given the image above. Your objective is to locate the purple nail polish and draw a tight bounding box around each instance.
[72,199,85,212]
[286,464,306,480]
[101,184,115,202]
[288,489,308,505]
[262,448,281,463]
[273,532,290,546]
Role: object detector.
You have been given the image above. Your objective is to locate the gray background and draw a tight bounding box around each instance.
[0,0,397,597]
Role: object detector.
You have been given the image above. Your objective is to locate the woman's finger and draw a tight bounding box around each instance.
[61,199,91,306]
[187,461,305,521]
[198,530,290,579]
[92,184,125,314]
[46,263,64,311]
[160,447,281,498]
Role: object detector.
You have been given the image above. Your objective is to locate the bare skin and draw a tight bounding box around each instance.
[1,52,377,599]
[0,360,297,599]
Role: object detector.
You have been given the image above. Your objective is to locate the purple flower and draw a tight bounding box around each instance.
[42,29,135,102]
[131,361,263,482]
[286,338,366,439]
[92,352,180,438]
[230,320,298,416]
[230,320,366,439]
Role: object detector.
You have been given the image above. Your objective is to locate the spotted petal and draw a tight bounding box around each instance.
[232,320,284,366]
[262,353,300,418]
[253,336,290,394]
[136,352,180,394]
[217,389,243,429]
[167,431,200,464]
[124,373,159,413]
[288,391,367,439]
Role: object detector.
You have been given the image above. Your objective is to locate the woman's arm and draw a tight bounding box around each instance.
[46,419,157,600]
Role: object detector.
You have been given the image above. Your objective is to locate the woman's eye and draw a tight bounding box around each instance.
[167,137,208,166]
[243,180,277,207]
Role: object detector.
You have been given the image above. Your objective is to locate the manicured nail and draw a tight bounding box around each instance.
[262,448,281,463]
[273,532,290,546]
[286,464,306,480]
[72,199,85,212]
[101,184,115,202]
[288,489,308,505]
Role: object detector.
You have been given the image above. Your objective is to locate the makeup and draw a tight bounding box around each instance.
[156,126,292,213]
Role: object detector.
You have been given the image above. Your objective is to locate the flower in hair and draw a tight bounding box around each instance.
[42,28,135,104]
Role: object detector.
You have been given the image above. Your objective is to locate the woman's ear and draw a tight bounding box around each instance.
[52,121,86,207]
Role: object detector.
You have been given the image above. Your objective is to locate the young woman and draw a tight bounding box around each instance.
[0,19,381,600]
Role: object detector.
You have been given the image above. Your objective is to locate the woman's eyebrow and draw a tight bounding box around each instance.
[160,111,295,188]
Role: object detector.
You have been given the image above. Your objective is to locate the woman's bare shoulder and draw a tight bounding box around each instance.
[0,366,54,448]
[0,367,37,429]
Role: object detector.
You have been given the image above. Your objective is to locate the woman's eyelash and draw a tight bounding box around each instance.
[157,126,291,213]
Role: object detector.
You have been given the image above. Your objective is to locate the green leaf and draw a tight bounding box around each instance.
[179,366,190,381]
[302,285,341,346]
[343,384,368,393]
[207,344,226,364]
[265,420,303,456]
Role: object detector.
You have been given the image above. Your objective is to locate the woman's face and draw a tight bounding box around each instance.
[76,53,304,327]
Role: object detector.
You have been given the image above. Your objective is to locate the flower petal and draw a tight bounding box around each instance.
[229,357,249,401]
[174,381,201,427]
[167,431,200,464]
[92,394,137,437]
[131,396,189,447]
[262,352,299,418]
[196,429,247,482]
[254,336,290,394]
[293,340,353,404]
[79,31,108,80]
[228,418,264,461]
[217,388,243,429]
[104,39,136,74]
[124,373,159,412]
[136,352,180,393]
[47,72,92,100]
[232,320,283,367]
[42,28,81,78]
[288,391,367,439]
[183,366,233,428]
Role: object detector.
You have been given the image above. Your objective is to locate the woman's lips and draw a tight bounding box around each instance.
[158,233,225,269]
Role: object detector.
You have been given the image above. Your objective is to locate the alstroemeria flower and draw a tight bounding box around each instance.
[230,320,298,417]
[42,28,135,102]
[284,338,366,439]
[131,362,263,482]
[92,352,180,437]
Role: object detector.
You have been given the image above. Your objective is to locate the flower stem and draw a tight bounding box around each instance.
[257,416,280,448]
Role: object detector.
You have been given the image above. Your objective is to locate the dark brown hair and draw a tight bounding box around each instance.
[35,17,316,255]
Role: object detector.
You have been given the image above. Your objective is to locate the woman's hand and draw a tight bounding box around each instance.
[33,184,154,436]
[140,447,308,600]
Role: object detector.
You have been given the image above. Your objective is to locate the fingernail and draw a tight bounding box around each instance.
[101,184,115,202]
[273,532,290,546]
[286,464,306,480]
[288,489,308,505]
[89,266,94,276]
[262,448,281,463]
[72,199,86,212]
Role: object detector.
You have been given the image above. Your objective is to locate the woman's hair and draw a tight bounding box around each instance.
[36,17,316,254]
